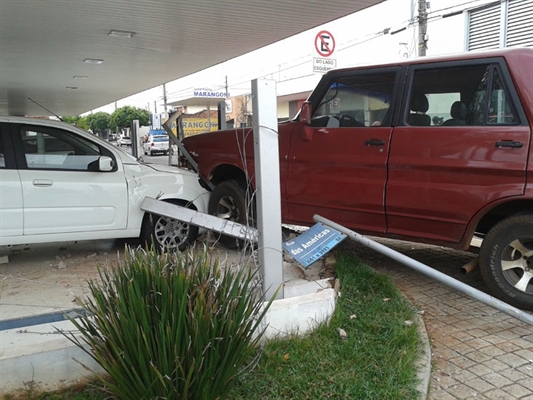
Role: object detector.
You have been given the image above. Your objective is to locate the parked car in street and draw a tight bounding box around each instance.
[143,134,169,156]
[0,116,210,251]
[181,47,533,310]
[117,135,131,146]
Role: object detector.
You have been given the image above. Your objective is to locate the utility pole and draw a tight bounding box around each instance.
[163,84,168,114]
[418,0,428,56]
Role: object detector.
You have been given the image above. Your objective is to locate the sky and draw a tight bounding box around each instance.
[86,0,495,116]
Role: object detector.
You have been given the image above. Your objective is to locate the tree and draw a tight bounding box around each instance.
[61,115,90,131]
[62,116,78,125]
[86,112,110,134]
[110,106,150,129]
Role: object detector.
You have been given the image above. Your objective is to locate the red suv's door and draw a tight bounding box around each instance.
[385,60,531,246]
[286,125,392,233]
[284,68,401,234]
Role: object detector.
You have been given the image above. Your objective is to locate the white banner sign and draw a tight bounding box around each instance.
[313,57,336,73]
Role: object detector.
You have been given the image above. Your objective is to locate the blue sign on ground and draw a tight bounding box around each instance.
[283,222,346,268]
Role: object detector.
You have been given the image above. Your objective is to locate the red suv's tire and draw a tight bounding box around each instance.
[479,213,533,311]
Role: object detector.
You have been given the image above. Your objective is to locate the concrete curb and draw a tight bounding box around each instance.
[0,320,104,397]
[0,279,338,394]
[262,287,337,340]
[414,310,432,400]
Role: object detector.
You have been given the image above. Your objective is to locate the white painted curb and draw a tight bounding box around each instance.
[0,319,104,396]
[1,281,338,394]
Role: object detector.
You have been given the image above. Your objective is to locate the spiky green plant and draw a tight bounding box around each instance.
[64,246,274,400]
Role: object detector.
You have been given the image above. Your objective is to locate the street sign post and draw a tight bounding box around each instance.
[314,30,336,57]
[314,30,336,73]
[283,223,346,268]
[313,57,337,73]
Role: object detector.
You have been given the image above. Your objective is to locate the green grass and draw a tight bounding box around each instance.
[17,251,421,400]
[226,252,421,400]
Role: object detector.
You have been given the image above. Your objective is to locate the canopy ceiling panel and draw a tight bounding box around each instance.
[0,0,383,116]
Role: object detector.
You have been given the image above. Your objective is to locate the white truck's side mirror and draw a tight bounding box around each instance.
[99,156,114,171]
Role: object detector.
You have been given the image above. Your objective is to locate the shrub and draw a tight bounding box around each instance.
[64,246,274,400]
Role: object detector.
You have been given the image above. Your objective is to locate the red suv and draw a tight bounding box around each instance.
[182,48,533,311]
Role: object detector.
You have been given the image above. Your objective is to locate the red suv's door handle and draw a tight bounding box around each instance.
[495,140,523,149]
[365,139,385,146]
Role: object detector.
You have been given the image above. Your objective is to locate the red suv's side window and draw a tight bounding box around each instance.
[311,72,397,128]
[486,68,517,125]
[406,63,519,127]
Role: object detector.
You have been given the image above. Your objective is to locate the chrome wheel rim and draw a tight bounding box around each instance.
[500,238,533,294]
[154,216,190,249]
[216,195,240,221]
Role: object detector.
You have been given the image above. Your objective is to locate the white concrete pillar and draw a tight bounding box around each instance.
[252,79,284,300]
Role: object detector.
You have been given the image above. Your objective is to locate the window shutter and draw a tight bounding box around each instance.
[468,2,501,51]
[506,0,533,48]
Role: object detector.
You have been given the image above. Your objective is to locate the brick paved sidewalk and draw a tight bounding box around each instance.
[340,239,533,400]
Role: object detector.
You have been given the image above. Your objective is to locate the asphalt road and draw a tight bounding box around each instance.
[112,140,176,166]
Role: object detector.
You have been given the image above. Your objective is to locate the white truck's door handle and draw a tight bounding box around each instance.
[32,179,53,187]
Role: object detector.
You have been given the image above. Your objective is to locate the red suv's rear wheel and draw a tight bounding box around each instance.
[479,213,533,311]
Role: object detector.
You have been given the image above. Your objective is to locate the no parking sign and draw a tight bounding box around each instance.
[315,30,335,57]
[314,30,337,73]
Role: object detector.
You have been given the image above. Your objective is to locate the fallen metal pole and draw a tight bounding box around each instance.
[313,214,533,326]
[141,197,258,242]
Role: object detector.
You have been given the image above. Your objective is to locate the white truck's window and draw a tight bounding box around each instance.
[0,134,5,168]
[21,127,101,170]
